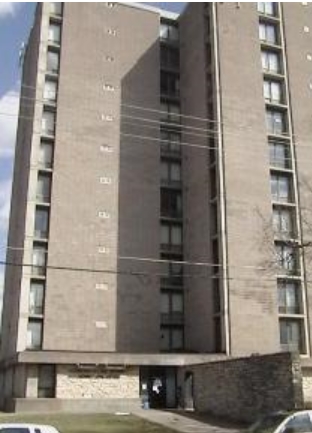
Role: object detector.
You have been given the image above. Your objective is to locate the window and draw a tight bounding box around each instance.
[275,244,297,274]
[38,365,55,398]
[261,50,280,74]
[161,45,180,70]
[257,2,277,16]
[32,243,47,276]
[160,259,183,287]
[160,131,181,156]
[210,166,217,199]
[50,2,63,15]
[42,110,55,136]
[259,22,278,45]
[43,79,57,102]
[270,173,292,203]
[280,318,305,353]
[214,316,222,353]
[213,279,221,313]
[263,79,283,103]
[161,223,183,252]
[266,109,287,135]
[160,23,179,41]
[210,202,218,234]
[160,327,184,351]
[47,49,59,74]
[284,413,312,433]
[161,292,183,324]
[161,72,180,97]
[29,281,45,315]
[39,140,53,168]
[34,207,50,239]
[161,161,181,186]
[27,319,42,349]
[161,189,182,218]
[278,281,301,314]
[48,22,61,44]
[269,141,291,169]
[161,103,181,123]
[0,428,30,433]
[273,207,295,237]
[37,172,52,203]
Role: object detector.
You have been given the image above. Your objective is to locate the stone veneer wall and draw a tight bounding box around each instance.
[56,366,139,399]
[302,368,312,406]
[186,352,303,423]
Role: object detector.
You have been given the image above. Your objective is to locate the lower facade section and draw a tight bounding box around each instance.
[0,351,311,420]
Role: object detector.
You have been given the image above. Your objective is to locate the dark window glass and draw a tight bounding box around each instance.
[161,190,182,218]
[38,365,56,398]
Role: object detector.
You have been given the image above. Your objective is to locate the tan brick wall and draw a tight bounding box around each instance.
[56,366,139,399]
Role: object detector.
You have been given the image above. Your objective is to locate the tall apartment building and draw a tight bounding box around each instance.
[1,1,312,412]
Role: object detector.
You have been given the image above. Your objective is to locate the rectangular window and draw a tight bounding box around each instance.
[161,189,182,218]
[160,327,184,351]
[29,281,45,315]
[258,2,277,16]
[47,50,59,74]
[160,23,179,41]
[43,79,57,102]
[261,50,280,74]
[160,131,181,156]
[275,244,298,275]
[39,140,53,169]
[280,319,305,354]
[37,172,52,203]
[34,207,50,239]
[161,72,180,98]
[42,110,55,136]
[160,259,183,287]
[266,109,287,135]
[214,316,222,353]
[32,243,47,276]
[38,365,55,398]
[48,22,61,44]
[270,173,292,203]
[213,279,221,314]
[172,328,184,350]
[161,292,183,324]
[27,319,42,349]
[160,328,170,351]
[161,103,181,123]
[259,22,278,45]
[269,141,291,169]
[161,223,183,252]
[278,281,302,314]
[273,207,295,238]
[263,79,283,103]
[160,45,180,70]
[161,161,181,186]
[50,2,63,15]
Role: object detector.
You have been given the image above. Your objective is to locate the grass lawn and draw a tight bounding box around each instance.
[0,413,176,433]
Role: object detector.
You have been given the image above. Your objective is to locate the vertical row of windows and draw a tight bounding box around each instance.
[159,20,184,352]
[27,3,63,351]
[258,2,306,354]
[204,9,223,353]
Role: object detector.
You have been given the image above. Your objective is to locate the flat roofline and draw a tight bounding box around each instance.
[12,351,227,367]
[118,2,179,20]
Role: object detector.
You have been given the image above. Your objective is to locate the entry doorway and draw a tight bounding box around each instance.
[140,367,177,409]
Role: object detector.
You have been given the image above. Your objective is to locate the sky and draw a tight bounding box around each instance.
[0,2,186,310]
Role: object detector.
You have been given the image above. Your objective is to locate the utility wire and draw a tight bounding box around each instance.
[0,259,306,285]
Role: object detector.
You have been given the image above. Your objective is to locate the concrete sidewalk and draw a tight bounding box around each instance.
[134,409,242,433]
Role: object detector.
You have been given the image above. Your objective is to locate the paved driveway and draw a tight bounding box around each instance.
[135,409,243,433]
